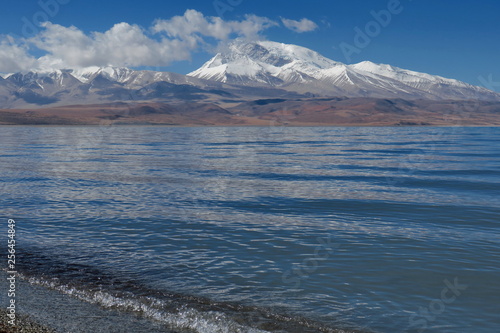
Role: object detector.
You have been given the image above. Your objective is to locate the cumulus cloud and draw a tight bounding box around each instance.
[0,37,36,73]
[28,10,279,71]
[281,18,318,33]
[0,10,317,73]
[153,10,278,44]
[31,22,194,69]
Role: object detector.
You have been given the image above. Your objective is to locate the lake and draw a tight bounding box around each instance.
[1,126,499,333]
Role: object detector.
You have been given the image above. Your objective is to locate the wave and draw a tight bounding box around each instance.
[13,267,361,333]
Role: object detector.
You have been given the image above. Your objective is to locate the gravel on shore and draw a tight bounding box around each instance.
[0,309,57,333]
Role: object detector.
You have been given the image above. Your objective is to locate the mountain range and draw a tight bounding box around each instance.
[189,41,500,101]
[1,39,499,110]
[1,40,500,126]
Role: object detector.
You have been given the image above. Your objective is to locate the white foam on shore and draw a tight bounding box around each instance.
[23,273,269,333]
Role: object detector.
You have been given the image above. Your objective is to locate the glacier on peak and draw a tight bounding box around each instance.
[188,40,498,101]
[70,66,136,83]
[2,39,499,108]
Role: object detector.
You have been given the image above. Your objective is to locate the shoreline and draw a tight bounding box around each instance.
[0,271,175,333]
[1,123,500,127]
[0,308,57,333]
[2,97,500,127]
[1,268,365,333]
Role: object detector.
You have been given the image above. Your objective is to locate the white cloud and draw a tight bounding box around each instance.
[281,18,318,33]
[29,10,279,70]
[0,10,317,72]
[0,37,36,73]
[153,10,278,43]
[31,21,194,69]
[153,9,232,40]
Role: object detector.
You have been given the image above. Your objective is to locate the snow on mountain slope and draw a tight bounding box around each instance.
[72,66,136,84]
[70,66,213,89]
[0,65,229,108]
[189,40,500,101]
[2,39,499,109]
[189,40,340,85]
[6,70,83,93]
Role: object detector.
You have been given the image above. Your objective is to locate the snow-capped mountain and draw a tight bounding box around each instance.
[1,39,499,109]
[189,41,342,86]
[188,40,500,101]
[70,66,207,88]
[0,66,228,108]
[6,70,81,89]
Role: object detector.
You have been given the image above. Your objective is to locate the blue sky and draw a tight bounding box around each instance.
[1,0,499,90]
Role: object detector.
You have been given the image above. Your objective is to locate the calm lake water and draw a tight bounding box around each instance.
[1,126,499,333]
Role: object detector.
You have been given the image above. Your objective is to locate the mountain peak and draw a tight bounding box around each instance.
[70,66,135,83]
[188,40,341,86]
[188,40,499,101]
[2,40,499,109]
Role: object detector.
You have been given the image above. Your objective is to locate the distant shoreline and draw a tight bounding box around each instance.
[1,124,500,127]
[2,98,500,126]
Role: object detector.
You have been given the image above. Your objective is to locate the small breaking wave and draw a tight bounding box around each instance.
[17,270,357,333]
